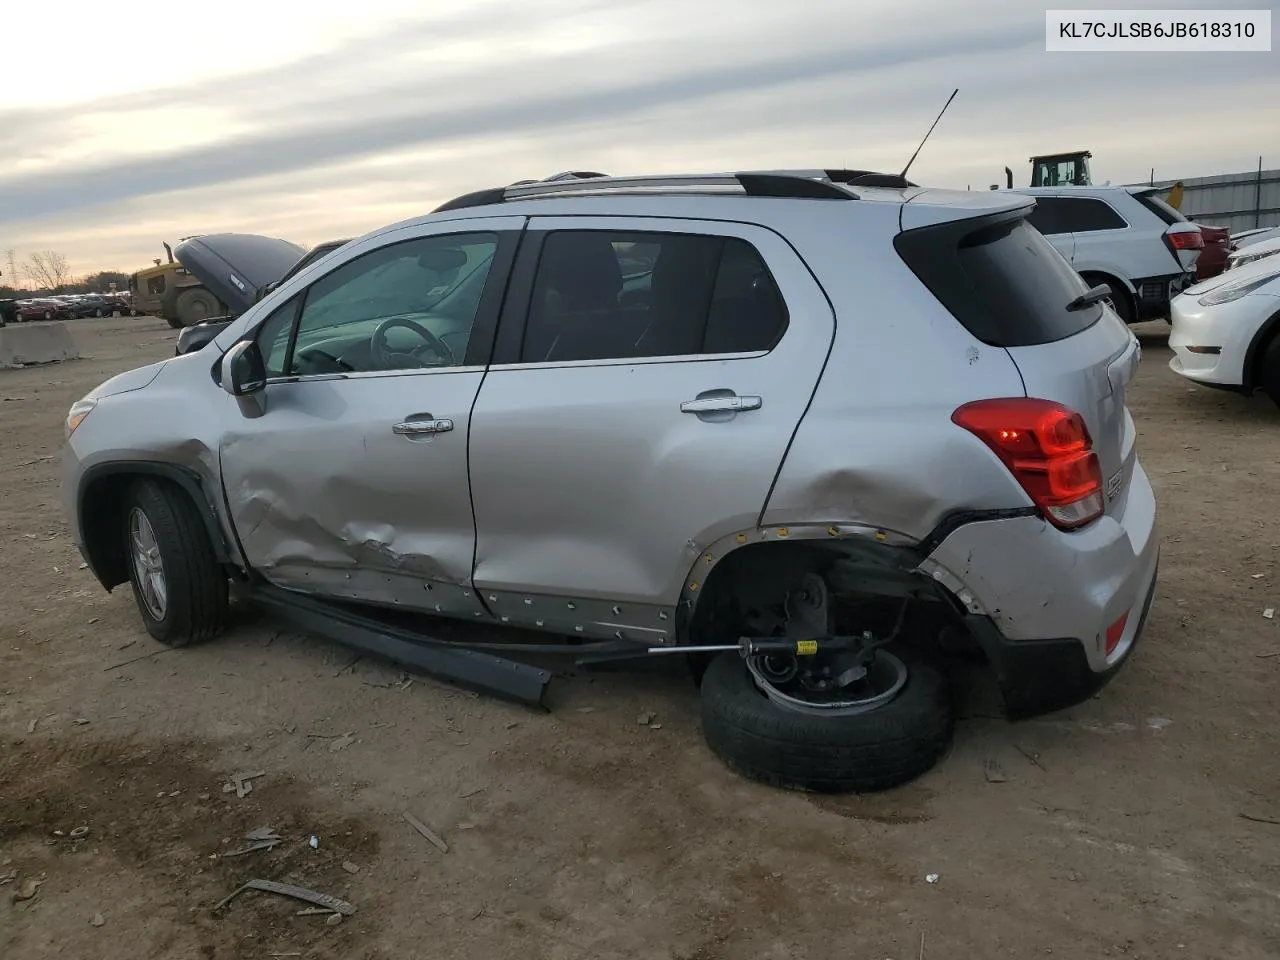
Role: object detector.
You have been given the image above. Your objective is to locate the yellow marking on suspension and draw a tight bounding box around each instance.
[875,530,887,542]
[795,640,819,656]
[736,533,747,544]
[777,527,789,538]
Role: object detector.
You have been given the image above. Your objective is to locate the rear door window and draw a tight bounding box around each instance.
[1132,191,1187,225]
[519,231,788,363]
[896,216,1101,347]
[1025,197,1071,235]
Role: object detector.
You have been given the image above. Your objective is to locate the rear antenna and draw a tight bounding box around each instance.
[899,88,958,180]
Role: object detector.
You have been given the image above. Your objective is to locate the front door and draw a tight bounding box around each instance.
[467,217,834,642]
[218,217,522,616]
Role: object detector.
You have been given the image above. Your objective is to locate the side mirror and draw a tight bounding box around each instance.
[221,340,266,396]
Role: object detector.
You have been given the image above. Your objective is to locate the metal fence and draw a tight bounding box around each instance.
[1136,161,1279,234]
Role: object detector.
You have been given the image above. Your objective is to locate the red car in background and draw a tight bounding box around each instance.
[1195,224,1231,281]
[14,298,75,321]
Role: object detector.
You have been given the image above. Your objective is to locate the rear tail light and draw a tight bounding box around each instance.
[1167,230,1205,251]
[952,398,1105,531]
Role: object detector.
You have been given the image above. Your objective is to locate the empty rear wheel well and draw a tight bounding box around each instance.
[683,540,986,662]
[80,466,230,590]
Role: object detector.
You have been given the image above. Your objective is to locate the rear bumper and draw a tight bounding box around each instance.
[919,458,1159,717]
[1135,272,1195,320]
[966,553,1157,718]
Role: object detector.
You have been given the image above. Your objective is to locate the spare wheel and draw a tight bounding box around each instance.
[700,645,953,793]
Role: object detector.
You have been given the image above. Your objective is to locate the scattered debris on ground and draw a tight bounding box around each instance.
[983,759,1009,783]
[403,811,448,853]
[223,770,266,799]
[328,732,356,753]
[212,878,357,916]
[13,876,44,902]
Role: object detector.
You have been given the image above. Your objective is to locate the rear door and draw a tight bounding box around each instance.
[466,217,835,641]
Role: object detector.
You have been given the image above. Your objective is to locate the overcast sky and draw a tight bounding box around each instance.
[2,0,1277,276]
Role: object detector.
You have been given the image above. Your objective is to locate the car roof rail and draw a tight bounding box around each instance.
[431,170,859,212]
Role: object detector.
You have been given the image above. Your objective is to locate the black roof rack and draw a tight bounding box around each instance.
[430,169,871,214]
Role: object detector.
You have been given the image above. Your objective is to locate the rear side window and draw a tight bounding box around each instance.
[519,231,788,363]
[1061,197,1127,231]
[1132,192,1186,225]
[895,215,1099,347]
[1027,196,1127,234]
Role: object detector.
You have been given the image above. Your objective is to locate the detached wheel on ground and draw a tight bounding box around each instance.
[173,287,220,328]
[124,478,229,646]
[700,646,953,793]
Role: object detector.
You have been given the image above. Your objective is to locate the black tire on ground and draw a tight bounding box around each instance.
[1086,277,1134,324]
[123,478,228,646]
[130,309,140,317]
[165,316,185,329]
[1257,333,1280,409]
[174,287,220,327]
[94,308,105,317]
[700,647,954,793]
[43,310,52,320]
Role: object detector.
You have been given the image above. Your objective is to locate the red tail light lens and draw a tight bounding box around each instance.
[952,398,1105,531]
[1168,230,1205,250]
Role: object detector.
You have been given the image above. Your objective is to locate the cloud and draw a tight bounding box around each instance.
[1,0,1276,270]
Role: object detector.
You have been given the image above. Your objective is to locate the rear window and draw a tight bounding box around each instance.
[895,214,1100,347]
[1132,192,1185,225]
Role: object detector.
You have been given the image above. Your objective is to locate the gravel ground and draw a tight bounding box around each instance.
[1,316,1278,960]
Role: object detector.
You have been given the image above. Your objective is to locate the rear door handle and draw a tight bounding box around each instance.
[392,417,454,436]
[680,395,762,414]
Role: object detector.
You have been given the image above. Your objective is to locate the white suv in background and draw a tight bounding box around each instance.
[1012,185,1203,323]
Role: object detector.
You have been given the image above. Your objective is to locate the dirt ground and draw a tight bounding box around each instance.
[1,316,1278,960]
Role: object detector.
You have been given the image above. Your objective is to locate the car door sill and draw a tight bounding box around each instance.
[246,581,554,707]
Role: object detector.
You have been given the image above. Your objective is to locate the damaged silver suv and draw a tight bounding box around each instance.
[62,170,1158,792]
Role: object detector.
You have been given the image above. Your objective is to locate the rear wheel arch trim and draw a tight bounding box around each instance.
[79,462,233,584]
[675,523,922,636]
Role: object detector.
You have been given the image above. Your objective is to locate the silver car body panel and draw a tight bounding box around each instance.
[63,182,1158,676]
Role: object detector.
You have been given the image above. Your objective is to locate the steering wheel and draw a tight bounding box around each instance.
[370,317,455,369]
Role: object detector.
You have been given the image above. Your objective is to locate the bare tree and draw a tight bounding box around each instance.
[24,250,73,291]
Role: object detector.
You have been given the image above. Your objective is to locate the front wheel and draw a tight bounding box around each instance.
[124,479,228,646]
[1257,333,1280,409]
[700,646,953,793]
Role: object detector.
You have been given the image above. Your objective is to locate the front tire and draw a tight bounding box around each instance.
[124,479,228,646]
[1257,333,1280,409]
[700,647,954,793]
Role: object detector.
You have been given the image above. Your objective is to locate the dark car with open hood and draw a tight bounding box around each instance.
[175,237,350,355]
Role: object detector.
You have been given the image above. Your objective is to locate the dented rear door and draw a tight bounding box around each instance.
[218,218,523,616]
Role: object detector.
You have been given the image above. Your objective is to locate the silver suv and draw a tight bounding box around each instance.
[61,170,1159,792]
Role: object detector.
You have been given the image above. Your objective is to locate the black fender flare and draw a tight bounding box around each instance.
[78,461,234,588]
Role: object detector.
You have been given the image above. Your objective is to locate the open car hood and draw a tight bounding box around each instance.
[174,233,306,315]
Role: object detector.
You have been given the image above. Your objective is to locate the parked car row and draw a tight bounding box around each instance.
[11,291,135,322]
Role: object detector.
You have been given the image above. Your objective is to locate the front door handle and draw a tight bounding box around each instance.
[392,417,454,436]
[680,395,762,414]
